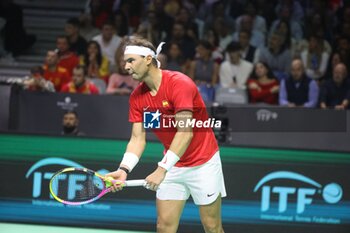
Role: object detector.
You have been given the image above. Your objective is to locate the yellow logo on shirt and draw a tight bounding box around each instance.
[162,100,169,107]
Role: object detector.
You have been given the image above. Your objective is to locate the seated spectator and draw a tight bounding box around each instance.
[65,17,87,56]
[279,59,319,108]
[232,14,266,49]
[80,40,110,83]
[319,63,350,110]
[188,40,219,86]
[270,2,304,41]
[43,50,71,91]
[259,32,291,80]
[61,65,99,94]
[62,111,85,136]
[23,66,55,92]
[237,30,260,64]
[163,41,189,73]
[188,40,219,102]
[247,62,279,105]
[56,35,80,76]
[86,0,110,29]
[300,34,330,81]
[202,28,223,63]
[235,1,267,35]
[106,40,139,95]
[165,22,196,61]
[93,21,122,67]
[219,42,253,89]
[78,13,100,41]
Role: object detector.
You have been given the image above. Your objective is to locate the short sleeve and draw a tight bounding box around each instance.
[129,92,142,122]
[170,75,197,113]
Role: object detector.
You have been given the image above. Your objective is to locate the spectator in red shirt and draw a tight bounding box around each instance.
[56,35,80,76]
[247,61,280,105]
[61,65,99,94]
[43,50,71,91]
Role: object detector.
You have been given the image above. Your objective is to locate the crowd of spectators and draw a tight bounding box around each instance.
[2,0,350,109]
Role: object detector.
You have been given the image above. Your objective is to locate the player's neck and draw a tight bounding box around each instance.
[145,68,162,96]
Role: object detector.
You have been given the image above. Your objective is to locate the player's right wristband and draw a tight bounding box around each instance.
[120,152,139,172]
[158,150,180,171]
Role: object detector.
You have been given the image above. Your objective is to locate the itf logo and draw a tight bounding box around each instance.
[143,110,162,129]
[254,171,343,214]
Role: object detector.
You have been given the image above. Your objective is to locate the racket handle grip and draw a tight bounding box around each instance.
[125,179,146,187]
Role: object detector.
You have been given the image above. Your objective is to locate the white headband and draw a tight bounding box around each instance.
[124,42,165,68]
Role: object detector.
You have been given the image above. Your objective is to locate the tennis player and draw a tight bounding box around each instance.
[106,37,226,233]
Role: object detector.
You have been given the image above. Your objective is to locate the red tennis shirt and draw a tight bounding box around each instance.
[129,70,219,167]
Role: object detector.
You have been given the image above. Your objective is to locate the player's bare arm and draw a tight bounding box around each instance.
[145,110,193,191]
[106,122,146,191]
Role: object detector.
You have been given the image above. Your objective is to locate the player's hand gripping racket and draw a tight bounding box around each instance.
[49,167,145,205]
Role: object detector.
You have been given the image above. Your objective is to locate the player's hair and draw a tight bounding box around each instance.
[64,110,79,118]
[125,37,158,67]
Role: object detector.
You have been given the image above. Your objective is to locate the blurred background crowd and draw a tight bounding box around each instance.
[1,0,350,109]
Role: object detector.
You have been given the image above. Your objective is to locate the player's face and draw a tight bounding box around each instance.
[124,54,150,81]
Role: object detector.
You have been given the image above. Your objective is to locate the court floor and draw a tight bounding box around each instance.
[0,222,153,233]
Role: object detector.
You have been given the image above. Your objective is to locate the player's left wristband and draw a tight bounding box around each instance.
[158,150,180,171]
[120,152,139,172]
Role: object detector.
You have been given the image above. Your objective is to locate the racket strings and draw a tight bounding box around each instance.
[51,171,104,202]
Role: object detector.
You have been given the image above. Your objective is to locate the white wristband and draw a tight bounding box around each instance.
[158,150,180,171]
[120,152,139,172]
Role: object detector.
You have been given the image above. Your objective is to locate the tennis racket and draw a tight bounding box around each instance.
[49,167,145,205]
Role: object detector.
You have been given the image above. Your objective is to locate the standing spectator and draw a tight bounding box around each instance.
[61,65,99,94]
[247,62,279,105]
[93,21,122,67]
[0,0,36,56]
[43,50,71,92]
[23,66,55,92]
[62,111,85,136]
[300,34,330,81]
[279,59,319,108]
[80,40,110,83]
[319,63,350,109]
[259,32,292,80]
[56,35,80,77]
[65,17,87,56]
[219,42,253,89]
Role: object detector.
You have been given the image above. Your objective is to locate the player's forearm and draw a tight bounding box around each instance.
[126,137,146,159]
[168,130,193,158]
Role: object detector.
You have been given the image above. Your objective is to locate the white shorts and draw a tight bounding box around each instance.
[156,151,226,205]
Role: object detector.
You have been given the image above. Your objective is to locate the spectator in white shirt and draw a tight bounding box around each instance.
[93,21,121,67]
[219,42,253,89]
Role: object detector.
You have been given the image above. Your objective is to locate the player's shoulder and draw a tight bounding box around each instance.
[130,82,147,99]
[162,70,195,87]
